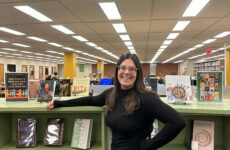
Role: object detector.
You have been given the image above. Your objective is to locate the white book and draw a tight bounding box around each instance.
[165,75,193,104]
[192,120,214,150]
[71,119,93,149]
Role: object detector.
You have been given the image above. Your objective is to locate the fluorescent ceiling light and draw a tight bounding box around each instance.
[188,53,205,59]
[127,46,134,50]
[12,53,23,56]
[202,39,216,44]
[51,25,75,34]
[0,39,9,43]
[172,21,191,31]
[12,43,30,47]
[101,49,109,53]
[63,47,74,51]
[160,45,168,49]
[112,24,127,33]
[14,5,52,22]
[21,51,32,53]
[1,48,18,51]
[34,53,44,56]
[166,33,179,39]
[27,36,47,42]
[174,60,183,63]
[46,50,57,53]
[86,42,97,47]
[182,0,210,17]
[158,48,165,52]
[0,52,9,54]
[48,42,63,47]
[95,47,103,50]
[163,40,173,45]
[119,34,130,41]
[99,2,121,20]
[214,31,230,38]
[124,41,133,46]
[72,36,88,42]
[0,27,25,35]
[194,44,204,48]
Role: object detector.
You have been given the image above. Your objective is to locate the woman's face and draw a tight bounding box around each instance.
[117,59,137,89]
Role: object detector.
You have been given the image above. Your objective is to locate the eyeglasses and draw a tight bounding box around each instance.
[117,66,138,73]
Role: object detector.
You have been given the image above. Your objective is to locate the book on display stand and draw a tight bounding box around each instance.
[5,72,29,101]
[165,75,193,104]
[196,71,223,102]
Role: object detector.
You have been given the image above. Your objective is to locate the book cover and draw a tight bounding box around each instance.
[197,71,223,102]
[71,119,93,149]
[44,118,64,146]
[28,80,40,99]
[16,118,37,148]
[5,72,29,101]
[59,79,72,96]
[165,75,193,104]
[37,80,56,102]
[71,77,90,97]
[192,120,214,150]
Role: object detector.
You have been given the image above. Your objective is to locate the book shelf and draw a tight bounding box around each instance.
[159,98,230,150]
[193,60,220,76]
[1,98,230,150]
[0,100,107,150]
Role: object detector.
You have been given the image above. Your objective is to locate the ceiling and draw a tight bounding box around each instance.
[0,0,230,64]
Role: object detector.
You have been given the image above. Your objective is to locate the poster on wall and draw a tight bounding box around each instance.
[79,64,84,72]
[165,75,193,104]
[197,71,223,102]
[5,72,29,101]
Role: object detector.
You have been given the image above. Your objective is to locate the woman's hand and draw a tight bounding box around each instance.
[46,101,54,110]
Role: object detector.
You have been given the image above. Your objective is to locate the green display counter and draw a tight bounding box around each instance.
[159,98,230,150]
[0,98,230,150]
[0,99,107,150]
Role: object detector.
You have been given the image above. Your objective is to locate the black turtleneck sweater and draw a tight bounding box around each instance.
[53,88,186,150]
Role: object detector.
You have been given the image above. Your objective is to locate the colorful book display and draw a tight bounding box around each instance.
[44,118,64,146]
[71,119,93,149]
[192,120,214,150]
[28,80,40,99]
[165,75,193,104]
[71,77,90,97]
[16,118,37,148]
[5,72,29,101]
[37,80,56,102]
[197,71,223,102]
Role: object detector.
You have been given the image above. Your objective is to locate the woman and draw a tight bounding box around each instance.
[47,53,186,150]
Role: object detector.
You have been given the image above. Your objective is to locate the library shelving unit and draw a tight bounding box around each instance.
[1,98,230,150]
[0,99,107,150]
[159,98,230,150]
[193,60,220,76]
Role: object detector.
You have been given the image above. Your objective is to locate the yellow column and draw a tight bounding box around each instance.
[226,49,230,86]
[64,52,77,79]
[97,60,104,79]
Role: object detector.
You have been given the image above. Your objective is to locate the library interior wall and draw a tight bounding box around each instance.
[57,64,92,78]
[0,58,57,80]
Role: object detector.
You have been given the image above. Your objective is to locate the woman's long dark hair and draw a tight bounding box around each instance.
[106,53,148,115]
